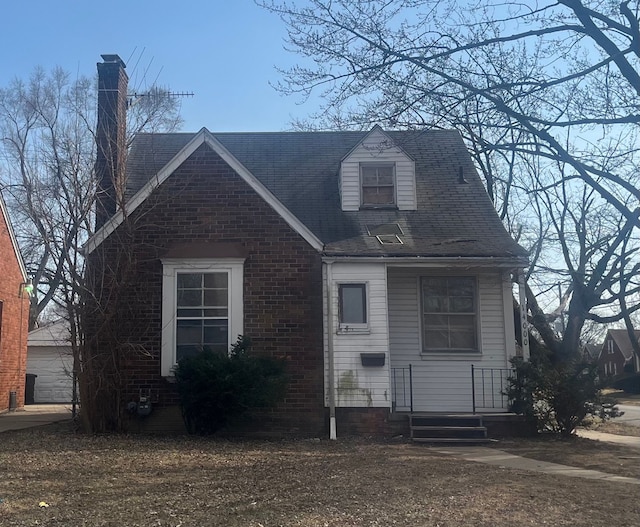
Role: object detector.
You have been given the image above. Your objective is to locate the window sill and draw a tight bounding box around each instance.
[337,326,370,335]
[359,205,398,210]
[420,351,482,360]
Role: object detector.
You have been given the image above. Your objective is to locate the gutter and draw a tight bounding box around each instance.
[321,255,529,268]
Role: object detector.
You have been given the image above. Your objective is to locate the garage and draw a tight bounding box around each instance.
[27,321,74,403]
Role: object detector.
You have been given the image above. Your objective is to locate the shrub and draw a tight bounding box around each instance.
[173,336,288,435]
[506,351,621,437]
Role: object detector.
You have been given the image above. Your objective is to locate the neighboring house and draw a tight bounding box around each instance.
[582,342,601,362]
[598,329,640,377]
[27,320,74,403]
[0,190,29,412]
[85,55,528,435]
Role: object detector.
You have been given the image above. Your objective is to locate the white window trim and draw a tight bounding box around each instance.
[419,275,480,354]
[161,258,244,376]
[337,281,370,334]
[359,162,397,209]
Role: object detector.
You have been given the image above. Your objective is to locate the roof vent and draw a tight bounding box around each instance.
[376,234,404,245]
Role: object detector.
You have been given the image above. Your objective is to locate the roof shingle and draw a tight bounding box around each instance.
[125,129,527,259]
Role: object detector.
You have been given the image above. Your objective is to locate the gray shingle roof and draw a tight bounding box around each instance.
[607,329,640,361]
[126,129,527,259]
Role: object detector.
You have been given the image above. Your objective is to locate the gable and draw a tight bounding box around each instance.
[0,192,28,282]
[86,129,323,254]
[340,127,416,211]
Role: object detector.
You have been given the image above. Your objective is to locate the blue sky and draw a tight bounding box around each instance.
[0,1,316,131]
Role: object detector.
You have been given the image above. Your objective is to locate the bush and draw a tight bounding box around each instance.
[173,336,288,435]
[506,352,621,437]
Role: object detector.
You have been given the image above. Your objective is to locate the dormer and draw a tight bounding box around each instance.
[340,126,416,211]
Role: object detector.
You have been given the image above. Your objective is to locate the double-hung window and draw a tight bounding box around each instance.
[421,276,478,351]
[161,259,244,376]
[176,272,229,360]
[361,163,395,207]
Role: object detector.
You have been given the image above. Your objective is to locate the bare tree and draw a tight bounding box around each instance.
[261,0,640,361]
[0,66,182,329]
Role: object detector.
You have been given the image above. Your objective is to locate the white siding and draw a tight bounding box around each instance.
[340,128,416,211]
[388,268,510,413]
[324,262,391,408]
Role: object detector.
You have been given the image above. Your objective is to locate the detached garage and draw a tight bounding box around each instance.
[27,321,73,403]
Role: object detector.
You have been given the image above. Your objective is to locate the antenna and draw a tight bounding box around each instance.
[127,91,194,108]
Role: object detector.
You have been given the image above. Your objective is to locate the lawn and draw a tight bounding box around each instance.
[0,423,638,526]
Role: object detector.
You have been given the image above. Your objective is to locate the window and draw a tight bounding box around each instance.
[338,283,368,330]
[361,164,395,207]
[607,340,614,354]
[176,272,229,360]
[161,259,244,376]
[421,276,477,351]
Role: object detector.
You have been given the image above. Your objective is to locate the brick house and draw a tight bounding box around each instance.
[85,55,528,436]
[0,191,30,412]
[598,329,640,378]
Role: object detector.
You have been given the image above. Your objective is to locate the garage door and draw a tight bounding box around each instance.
[26,346,73,403]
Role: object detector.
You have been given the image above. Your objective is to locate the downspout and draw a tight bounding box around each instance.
[325,261,337,440]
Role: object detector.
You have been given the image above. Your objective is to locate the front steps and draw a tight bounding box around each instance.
[409,413,490,444]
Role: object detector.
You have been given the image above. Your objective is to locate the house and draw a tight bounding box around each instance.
[0,190,30,412]
[598,329,640,377]
[85,55,528,436]
[27,320,74,404]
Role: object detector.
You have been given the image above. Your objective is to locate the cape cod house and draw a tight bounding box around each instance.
[0,191,30,412]
[85,55,528,436]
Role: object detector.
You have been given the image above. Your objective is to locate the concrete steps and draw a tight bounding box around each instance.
[410,413,490,444]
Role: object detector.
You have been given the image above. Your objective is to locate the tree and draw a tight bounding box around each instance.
[0,65,182,429]
[0,66,182,329]
[261,0,640,361]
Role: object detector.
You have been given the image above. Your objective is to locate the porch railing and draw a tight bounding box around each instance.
[471,365,515,413]
[391,365,413,412]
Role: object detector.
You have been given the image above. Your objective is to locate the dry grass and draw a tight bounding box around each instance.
[0,422,639,527]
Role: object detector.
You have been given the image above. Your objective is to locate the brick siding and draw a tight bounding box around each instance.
[0,212,28,412]
[87,144,325,434]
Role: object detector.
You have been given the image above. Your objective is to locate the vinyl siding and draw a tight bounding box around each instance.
[324,262,391,408]
[387,267,509,412]
[340,128,416,211]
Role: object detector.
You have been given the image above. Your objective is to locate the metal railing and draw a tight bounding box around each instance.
[471,365,514,413]
[391,365,413,412]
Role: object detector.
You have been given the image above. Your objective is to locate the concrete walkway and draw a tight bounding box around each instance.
[0,404,73,432]
[435,445,640,485]
[575,428,640,448]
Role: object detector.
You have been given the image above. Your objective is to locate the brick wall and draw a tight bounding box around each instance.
[334,408,392,437]
[87,143,325,434]
[0,212,28,412]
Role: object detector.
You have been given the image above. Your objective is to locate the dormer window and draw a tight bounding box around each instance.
[361,163,396,208]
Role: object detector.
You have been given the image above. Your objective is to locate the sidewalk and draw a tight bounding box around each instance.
[0,404,73,432]
[575,428,640,448]
[435,445,640,485]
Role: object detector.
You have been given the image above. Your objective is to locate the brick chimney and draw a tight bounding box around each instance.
[95,54,128,229]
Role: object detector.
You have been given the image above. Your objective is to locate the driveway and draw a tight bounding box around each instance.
[0,404,73,432]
